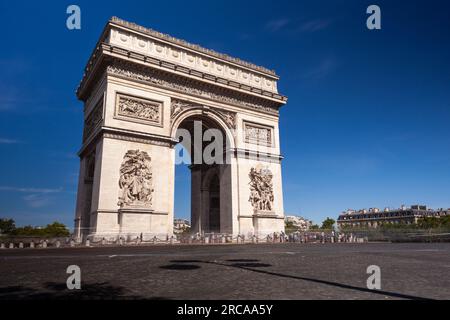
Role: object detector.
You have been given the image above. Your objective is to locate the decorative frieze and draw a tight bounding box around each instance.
[115,93,162,126]
[107,62,279,116]
[249,165,274,212]
[244,122,273,146]
[117,150,154,208]
[83,99,103,141]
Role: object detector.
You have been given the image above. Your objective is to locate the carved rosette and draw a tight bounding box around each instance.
[248,165,274,212]
[117,150,154,208]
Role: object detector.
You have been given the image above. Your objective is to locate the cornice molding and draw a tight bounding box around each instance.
[103,131,173,148]
[76,18,288,107]
[77,43,287,106]
[232,148,283,163]
[78,126,177,157]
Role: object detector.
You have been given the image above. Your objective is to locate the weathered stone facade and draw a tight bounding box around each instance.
[74,17,287,241]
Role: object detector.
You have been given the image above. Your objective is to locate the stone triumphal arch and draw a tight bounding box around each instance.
[74,17,288,241]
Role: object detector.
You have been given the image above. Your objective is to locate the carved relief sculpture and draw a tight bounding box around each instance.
[248,165,274,212]
[216,109,236,129]
[244,122,272,146]
[83,100,103,141]
[170,99,193,121]
[117,150,154,208]
[170,98,236,129]
[116,94,161,125]
[107,62,280,116]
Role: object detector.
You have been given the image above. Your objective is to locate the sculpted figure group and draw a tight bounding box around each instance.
[118,150,154,208]
[249,166,274,212]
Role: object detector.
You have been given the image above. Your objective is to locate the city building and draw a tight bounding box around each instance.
[337,205,450,228]
[174,219,191,234]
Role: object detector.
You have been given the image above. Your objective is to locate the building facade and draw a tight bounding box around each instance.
[337,205,450,228]
[74,17,287,241]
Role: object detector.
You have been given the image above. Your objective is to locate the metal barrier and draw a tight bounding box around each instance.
[4,228,447,249]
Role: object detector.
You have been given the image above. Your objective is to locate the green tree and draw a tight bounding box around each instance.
[321,218,336,230]
[180,226,191,236]
[13,225,43,236]
[12,221,70,237]
[417,217,440,229]
[0,218,16,234]
[43,222,70,237]
[284,220,298,234]
[310,224,319,230]
[441,215,450,228]
[285,221,294,228]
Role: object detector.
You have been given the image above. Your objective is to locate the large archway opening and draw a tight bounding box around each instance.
[173,144,191,233]
[173,112,233,236]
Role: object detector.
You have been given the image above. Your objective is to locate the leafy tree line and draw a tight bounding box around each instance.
[0,218,70,237]
[417,215,450,229]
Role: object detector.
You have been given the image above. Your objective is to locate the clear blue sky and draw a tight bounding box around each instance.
[1,0,449,228]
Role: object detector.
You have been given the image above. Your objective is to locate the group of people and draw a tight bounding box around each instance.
[287,231,362,243]
[177,231,364,244]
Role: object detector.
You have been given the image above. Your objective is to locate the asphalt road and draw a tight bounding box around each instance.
[0,242,449,300]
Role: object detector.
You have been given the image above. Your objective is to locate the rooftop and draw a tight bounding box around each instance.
[339,205,450,217]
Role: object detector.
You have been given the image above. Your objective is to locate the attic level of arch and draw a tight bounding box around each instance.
[79,54,285,118]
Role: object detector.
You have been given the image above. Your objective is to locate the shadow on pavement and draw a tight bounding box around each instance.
[229,263,271,268]
[0,282,166,300]
[225,259,260,262]
[168,259,434,300]
[160,264,201,270]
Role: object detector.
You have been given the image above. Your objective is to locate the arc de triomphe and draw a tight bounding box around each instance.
[74,17,288,241]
